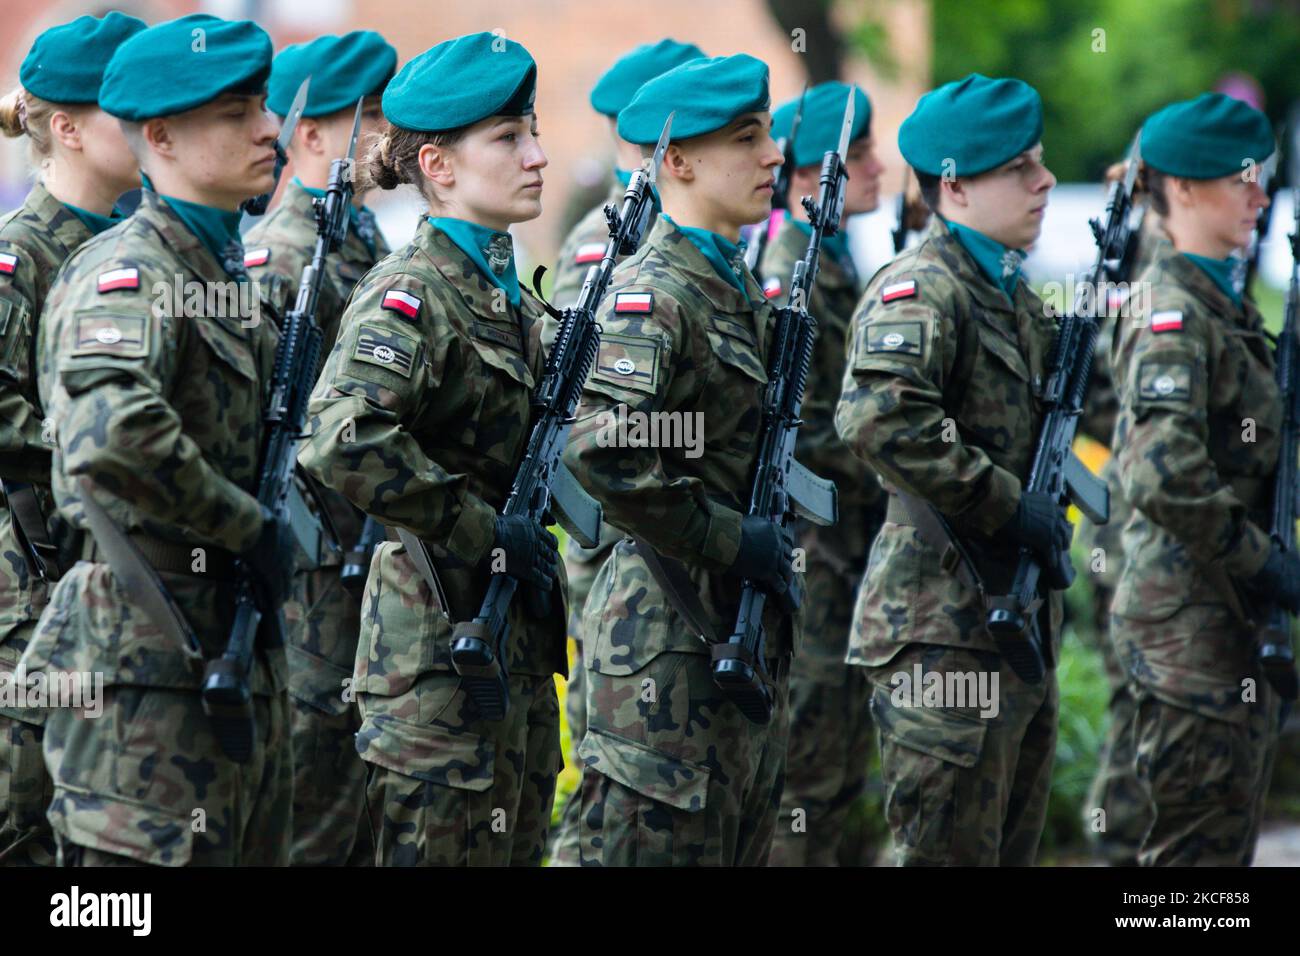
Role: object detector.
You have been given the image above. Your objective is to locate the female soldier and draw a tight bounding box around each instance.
[0,11,144,866]
[298,32,566,867]
[1110,92,1298,866]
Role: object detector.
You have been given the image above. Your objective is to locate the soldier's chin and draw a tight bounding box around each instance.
[513,196,544,224]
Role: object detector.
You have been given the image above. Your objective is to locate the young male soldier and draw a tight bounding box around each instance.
[562,54,798,866]
[835,74,1072,866]
[21,14,295,866]
[759,81,887,867]
[545,37,702,866]
[243,29,396,868]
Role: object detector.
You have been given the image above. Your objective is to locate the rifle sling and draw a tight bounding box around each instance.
[2,480,62,581]
[632,536,720,644]
[75,477,203,662]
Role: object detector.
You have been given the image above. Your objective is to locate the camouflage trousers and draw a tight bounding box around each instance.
[769,554,872,867]
[43,686,292,866]
[576,650,790,866]
[1128,684,1280,866]
[866,643,1058,866]
[360,671,562,866]
[284,564,372,866]
[0,624,55,866]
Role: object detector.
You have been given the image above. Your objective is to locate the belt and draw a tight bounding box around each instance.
[83,533,238,580]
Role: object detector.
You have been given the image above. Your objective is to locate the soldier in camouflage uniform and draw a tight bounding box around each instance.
[243,30,396,868]
[298,33,567,867]
[759,82,887,867]
[20,14,295,867]
[545,37,702,867]
[1109,93,1297,866]
[562,54,798,867]
[836,75,1072,865]
[0,12,145,867]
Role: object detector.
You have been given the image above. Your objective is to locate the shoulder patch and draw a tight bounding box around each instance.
[574,242,605,265]
[590,332,660,396]
[353,323,418,378]
[0,252,17,276]
[97,267,139,293]
[866,321,924,358]
[382,289,421,319]
[881,279,918,303]
[1151,310,1183,333]
[71,312,149,358]
[762,276,783,299]
[1137,359,1192,402]
[244,248,271,268]
[614,292,654,314]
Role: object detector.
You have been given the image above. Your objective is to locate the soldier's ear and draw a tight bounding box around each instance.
[940,175,970,209]
[296,117,326,158]
[140,117,175,160]
[661,143,694,184]
[48,110,82,152]
[417,141,455,189]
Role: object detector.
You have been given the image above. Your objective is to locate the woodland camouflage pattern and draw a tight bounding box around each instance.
[298,218,567,866]
[245,179,390,865]
[836,217,1062,865]
[21,189,290,865]
[1110,246,1283,864]
[0,183,93,866]
[760,217,882,866]
[561,216,799,866]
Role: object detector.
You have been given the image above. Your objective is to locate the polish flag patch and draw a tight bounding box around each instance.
[1151,310,1183,333]
[614,292,654,314]
[0,252,18,275]
[97,267,139,293]
[763,276,783,299]
[381,289,421,319]
[574,242,605,265]
[243,247,271,268]
[881,279,918,303]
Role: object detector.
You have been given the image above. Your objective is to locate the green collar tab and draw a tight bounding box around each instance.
[1183,252,1244,307]
[663,213,749,295]
[62,201,121,236]
[946,219,1025,300]
[142,172,245,276]
[427,216,520,307]
[293,177,378,257]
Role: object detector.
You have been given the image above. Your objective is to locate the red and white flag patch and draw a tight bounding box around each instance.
[381,289,422,319]
[763,276,783,299]
[614,292,654,314]
[0,252,18,276]
[881,279,918,303]
[573,242,605,265]
[1151,310,1183,333]
[243,248,271,268]
[97,267,139,293]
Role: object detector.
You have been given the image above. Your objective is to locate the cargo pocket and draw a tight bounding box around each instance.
[577,726,710,865]
[286,644,351,717]
[870,681,987,863]
[47,786,193,866]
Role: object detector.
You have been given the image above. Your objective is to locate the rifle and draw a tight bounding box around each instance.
[713,94,849,724]
[340,515,386,597]
[984,134,1144,683]
[744,87,805,281]
[891,167,911,255]
[201,100,364,761]
[1257,174,1300,701]
[239,76,310,232]
[446,114,675,721]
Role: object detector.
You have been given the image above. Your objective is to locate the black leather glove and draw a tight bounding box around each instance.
[1247,544,1300,615]
[731,515,797,597]
[243,506,297,607]
[998,491,1075,590]
[493,514,559,591]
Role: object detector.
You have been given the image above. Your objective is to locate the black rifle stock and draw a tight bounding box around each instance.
[447,115,674,721]
[984,135,1144,683]
[714,96,850,724]
[201,103,363,761]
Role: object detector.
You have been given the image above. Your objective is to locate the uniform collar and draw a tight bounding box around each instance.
[1182,252,1245,308]
[61,201,123,236]
[142,173,245,278]
[427,216,520,307]
[1161,247,1259,329]
[136,189,239,289]
[945,219,1025,302]
[290,176,380,258]
[785,216,856,288]
[924,217,1020,315]
[661,213,751,295]
[21,181,95,254]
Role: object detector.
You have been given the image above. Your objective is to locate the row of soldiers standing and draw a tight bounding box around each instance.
[0,11,1294,867]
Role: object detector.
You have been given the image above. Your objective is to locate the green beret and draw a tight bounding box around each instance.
[773,81,872,168]
[19,12,145,105]
[268,31,397,118]
[1141,92,1275,179]
[619,54,769,144]
[101,15,272,121]
[383,32,536,133]
[589,39,706,117]
[899,73,1043,177]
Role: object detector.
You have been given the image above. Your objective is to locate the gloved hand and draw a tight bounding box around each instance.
[243,506,297,607]
[1247,544,1300,615]
[997,491,1074,590]
[493,514,559,590]
[730,515,797,599]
